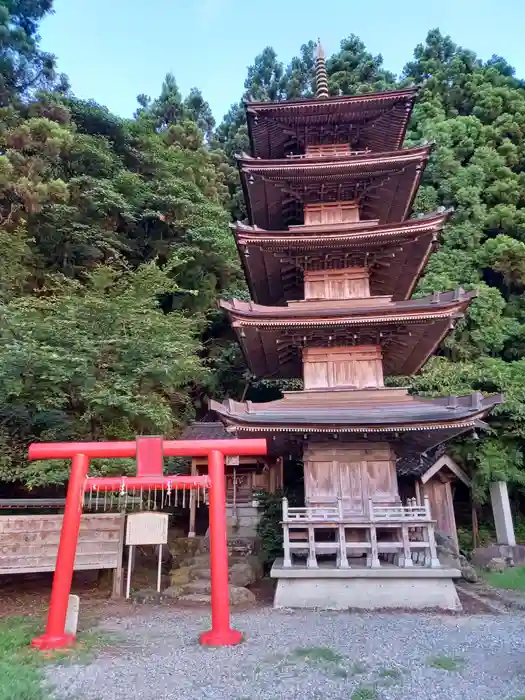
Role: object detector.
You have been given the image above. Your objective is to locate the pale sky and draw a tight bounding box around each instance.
[40,0,524,122]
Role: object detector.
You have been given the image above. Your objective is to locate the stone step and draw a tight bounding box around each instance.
[177,585,256,606]
[191,567,211,581]
[182,580,212,595]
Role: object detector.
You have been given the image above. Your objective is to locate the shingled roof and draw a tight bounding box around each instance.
[396,444,447,478]
[180,421,235,441]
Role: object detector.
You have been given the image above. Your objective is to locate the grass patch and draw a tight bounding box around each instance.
[0,616,48,700]
[348,661,367,675]
[292,646,344,664]
[0,616,116,700]
[351,686,379,700]
[378,667,402,679]
[427,654,465,671]
[484,564,525,591]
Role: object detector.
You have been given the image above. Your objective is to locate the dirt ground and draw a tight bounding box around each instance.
[0,569,497,625]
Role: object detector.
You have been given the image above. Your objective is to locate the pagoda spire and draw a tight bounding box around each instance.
[315,39,329,98]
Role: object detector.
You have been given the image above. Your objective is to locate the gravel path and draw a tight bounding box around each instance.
[48,608,525,700]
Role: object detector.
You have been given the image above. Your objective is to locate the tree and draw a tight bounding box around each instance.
[0,262,206,487]
[0,17,240,486]
[0,0,66,106]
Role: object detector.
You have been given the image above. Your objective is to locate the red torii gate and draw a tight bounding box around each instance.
[27,436,267,651]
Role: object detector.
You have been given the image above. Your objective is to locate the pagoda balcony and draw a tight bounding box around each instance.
[220,289,475,378]
[238,145,433,230]
[232,210,451,305]
[280,496,441,570]
[285,147,371,160]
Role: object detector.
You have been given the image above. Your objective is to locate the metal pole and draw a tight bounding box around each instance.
[157,544,162,593]
[31,453,89,650]
[126,545,133,599]
[200,450,242,646]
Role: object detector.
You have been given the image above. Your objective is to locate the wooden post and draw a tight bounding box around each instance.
[336,498,349,569]
[472,498,479,549]
[111,513,126,598]
[427,522,440,568]
[401,524,413,567]
[282,497,292,568]
[415,480,422,506]
[188,459,197,538]
[307,524,318,569]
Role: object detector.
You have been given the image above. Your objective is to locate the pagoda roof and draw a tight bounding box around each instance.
[209,388,503,455]
[238,146,432,230]
[245,88,419,159]
[232,209,451,304]
[220,288,475,378]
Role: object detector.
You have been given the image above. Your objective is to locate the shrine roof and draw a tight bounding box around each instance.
[238,146,432,229]
[396,445,447,478]
[244,88,419,158]
[209,389,503,454]
[232,210,452,304]
[180,421,232,441]
[220,289,475,378]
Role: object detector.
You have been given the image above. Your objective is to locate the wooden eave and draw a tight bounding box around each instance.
[209,389,503,455]
[219,289,475,378]
[420,455,472,487]
[238,146,432,230]
[232,210,451,304]
[244,88,419,158]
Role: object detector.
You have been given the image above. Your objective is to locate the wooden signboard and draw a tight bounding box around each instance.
[126,512,168,546]
[0,513,126,597]
[125,512,169,598]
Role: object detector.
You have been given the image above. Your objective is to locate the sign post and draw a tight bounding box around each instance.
[125,512,169,598]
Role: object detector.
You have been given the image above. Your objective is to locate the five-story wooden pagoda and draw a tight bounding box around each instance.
[210,43,502,610]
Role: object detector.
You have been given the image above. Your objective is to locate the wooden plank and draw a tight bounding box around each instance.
[0,513,124,576]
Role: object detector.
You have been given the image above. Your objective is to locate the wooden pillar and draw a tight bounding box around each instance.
[188,458,197,538]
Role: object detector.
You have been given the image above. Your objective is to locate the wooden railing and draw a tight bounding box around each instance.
[285,149,370,159]
[281,497,441,570]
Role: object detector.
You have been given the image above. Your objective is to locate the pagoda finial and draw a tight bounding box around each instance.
[315,38,329,99]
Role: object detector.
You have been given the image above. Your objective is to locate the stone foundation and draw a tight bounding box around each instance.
[271,559,462,611]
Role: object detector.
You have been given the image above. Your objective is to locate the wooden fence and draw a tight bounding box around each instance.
[0,513,125,596]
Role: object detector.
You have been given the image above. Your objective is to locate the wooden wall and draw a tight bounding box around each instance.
[304,200,359,226]
[303,346,384,390]
[303,442,399,515]
[303,268,370,300]
[0,513,125,575]
[193,457,281,504]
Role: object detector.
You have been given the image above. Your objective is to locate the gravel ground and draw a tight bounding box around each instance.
[47,608,525,700]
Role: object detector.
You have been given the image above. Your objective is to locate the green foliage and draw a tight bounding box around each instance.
[255,489,287,565]
[0,262,205,486]
[0,4,241,488]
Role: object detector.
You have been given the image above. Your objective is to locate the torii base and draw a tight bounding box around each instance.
[31,633,76,651]
[199,628,243,647]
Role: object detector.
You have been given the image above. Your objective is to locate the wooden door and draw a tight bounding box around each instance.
[304,458,339,506]
[365,459,398,503]
[422,478,458,549]
[338,460,366,515]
